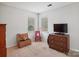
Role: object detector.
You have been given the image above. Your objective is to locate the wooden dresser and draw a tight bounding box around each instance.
[47,33,70,54]
[0,24,6,57]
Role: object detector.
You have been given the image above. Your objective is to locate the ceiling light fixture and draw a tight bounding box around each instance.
[48,4,52,7]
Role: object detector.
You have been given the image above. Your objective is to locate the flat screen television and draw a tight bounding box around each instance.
[54,24,68,33]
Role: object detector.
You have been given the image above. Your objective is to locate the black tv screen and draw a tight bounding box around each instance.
[54,24,68,33]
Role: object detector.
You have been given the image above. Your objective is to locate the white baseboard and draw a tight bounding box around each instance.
[6,44,16,48]
[71,49,79,52]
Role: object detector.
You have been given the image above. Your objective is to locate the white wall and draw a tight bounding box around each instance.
[0,3,37,48]
[40,3,79,50]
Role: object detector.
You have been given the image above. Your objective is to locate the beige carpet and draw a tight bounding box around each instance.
[7,42,67,57]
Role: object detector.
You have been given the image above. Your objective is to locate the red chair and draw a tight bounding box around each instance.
[16,33,31,48]
[35,31,41,42]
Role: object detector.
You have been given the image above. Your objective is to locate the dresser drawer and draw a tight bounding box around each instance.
[47,34,69,54]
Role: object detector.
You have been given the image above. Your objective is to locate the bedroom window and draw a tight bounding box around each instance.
[28,17,35,31]
[41,17,48,31]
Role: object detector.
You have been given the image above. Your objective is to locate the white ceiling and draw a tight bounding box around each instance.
[1,2,73,13]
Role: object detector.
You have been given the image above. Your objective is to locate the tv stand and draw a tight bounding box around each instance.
[47,33,70,54]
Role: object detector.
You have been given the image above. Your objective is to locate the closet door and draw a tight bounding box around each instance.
[0,24,6,57]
